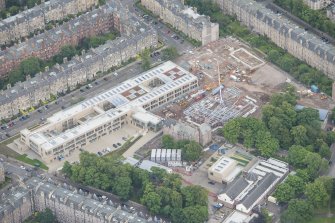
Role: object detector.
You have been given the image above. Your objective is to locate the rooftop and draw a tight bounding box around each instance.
[21,61,197,151]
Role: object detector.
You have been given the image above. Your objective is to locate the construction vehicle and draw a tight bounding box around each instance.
[320,93,327,100]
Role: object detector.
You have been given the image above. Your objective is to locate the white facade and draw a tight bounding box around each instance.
[217,158,289,214]
[208,156,238,183]
[19,61,198,163]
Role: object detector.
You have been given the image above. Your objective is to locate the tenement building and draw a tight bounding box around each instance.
[0,0,158,121]
[0,162,4,183]
[0,177,150,223]
[0,0,5,9]
[0,32,157,120]
[327,4,335,22]
[18,61,198,163]
[0,0,98,46]
[302,0,331,10]
[140,0,219,45]
[214,0,335,79]
[0,4,115,77]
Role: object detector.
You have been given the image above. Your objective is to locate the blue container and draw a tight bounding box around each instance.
[311,85,319,93]
[211,85,224,95]
[209,144,219,151]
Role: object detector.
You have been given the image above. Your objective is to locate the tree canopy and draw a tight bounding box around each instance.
[161,47,179,61]
[62,152,208,222]
[274,0,335,40]
[162,135,202,162]
[185,0,333,95]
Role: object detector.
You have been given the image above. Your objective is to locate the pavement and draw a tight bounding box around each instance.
[0,0,194,142]
[0,155,33,181]
[122,130,162,158]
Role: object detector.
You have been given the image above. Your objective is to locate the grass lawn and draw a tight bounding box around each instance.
[308,216,335,223]
[0,134,48,170]
[16,154,48,170]
[106,136,142,158]
[230,155,249,166]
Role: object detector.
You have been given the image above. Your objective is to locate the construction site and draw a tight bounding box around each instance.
[153,37,335,128]
[154,37,267,127]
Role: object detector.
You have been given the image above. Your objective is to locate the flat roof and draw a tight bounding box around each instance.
[139,160,172,173]
[132,111,162,125]
[22,61,197,152]
[223,211,250,223]
[209,156,237,173]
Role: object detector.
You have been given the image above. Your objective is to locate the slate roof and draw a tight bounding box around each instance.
[224,177,250,200]
[232,0,335,63]
[240,173,277,209]
[25,177,150,222]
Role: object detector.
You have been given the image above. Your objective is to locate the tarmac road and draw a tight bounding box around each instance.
[0,0,194,142]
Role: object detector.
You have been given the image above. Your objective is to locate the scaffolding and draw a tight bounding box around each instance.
[184,87,257,127]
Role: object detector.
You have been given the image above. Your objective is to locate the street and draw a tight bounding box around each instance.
[0,0,194,142]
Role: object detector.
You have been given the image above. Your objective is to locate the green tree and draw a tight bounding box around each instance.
[112,176,132,200]
[305,180,330,208]
[33,208,58,223]
[161,47,179,61]
[20,57,43,76]
[141,183,161,214]
[291,125,308,146]
[304,152,322,179]
[288,145,308,168]
[267,49,281,63]
[182,205,208,223]
[62,161,72,177]
[275,183,296,203]
[281,199,313,223]
[181,185,208,207]
[141,49,151,71]
[221,119,240,144]
[285,175,306,193]
[255,131,279,157]
[182,141,202,162]
[296,108,318,125]
[319,143,331,159]
[162,135,175,149]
